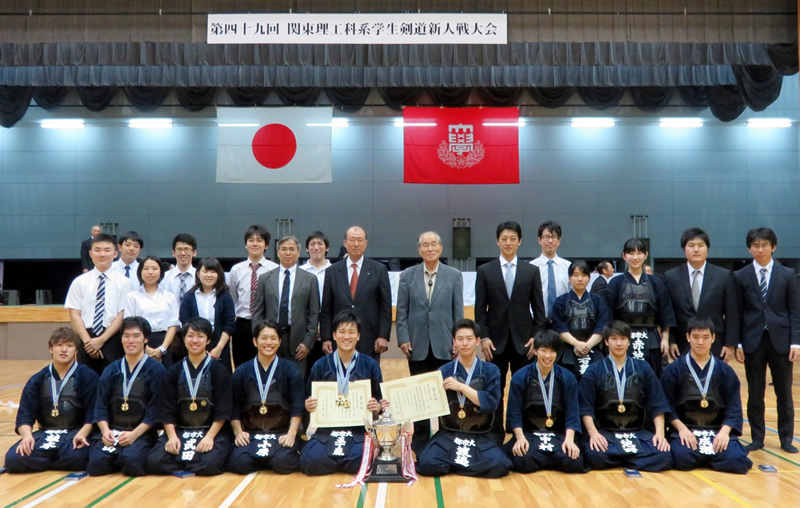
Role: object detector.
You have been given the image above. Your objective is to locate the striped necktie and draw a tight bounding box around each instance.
[92,274,106,336]
[759,268,768,302]
[249,263,259,315]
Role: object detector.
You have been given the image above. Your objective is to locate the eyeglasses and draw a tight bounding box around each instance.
[174,248,194,254]
[540,235,559,241]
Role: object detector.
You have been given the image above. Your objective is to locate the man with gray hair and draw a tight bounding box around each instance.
[80,225,102,273]
[396,231,464,450]
[252,234,320,377]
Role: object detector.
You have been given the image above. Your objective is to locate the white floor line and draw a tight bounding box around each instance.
[375,482,388,508]
[218,472,257,508]
[20,480,78,508]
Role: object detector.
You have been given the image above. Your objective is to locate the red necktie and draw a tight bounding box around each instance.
[249,262,259,315]
[350,263,359,299]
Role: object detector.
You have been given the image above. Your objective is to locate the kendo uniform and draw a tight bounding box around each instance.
[551,291,611,379]
[605,273,677,376]
[299,353,383,476]
[416,358,512,478]
[227,358,306,474]
[4,364,99,473]
[661,357,752,474]
[87,357,165,476]
[146,358,233,476]
[579,357,673,472]
[504,364,585,474]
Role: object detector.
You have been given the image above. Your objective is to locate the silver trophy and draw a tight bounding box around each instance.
[365,409,407,482]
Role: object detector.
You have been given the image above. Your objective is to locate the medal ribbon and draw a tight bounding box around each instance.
[253,356,279,403]
[49,361,78,410]
[182,355,212,401]
[454,357,478,409]
[686,355,715,402]
[333,351,358,396]
[121,356,148,401]
[536,363,555,418]
[610,357,627,403]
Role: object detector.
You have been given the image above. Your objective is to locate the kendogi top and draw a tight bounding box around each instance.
[605,273,677,358]
[157,356,232,430]
[551,290,611,373]
[232,356,305,433]
[93,356,165,431]
[16,363,99,432]
[660,355,743,434]
[579,356,670,432]
[506,363,581,435]
[437,357,500,434]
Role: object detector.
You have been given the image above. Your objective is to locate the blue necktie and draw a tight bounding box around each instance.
[124,265,130,278]
[759,268,768,302]
[92,274,106,336]
[178,272,189,301]
[546,259,556,316]
[279,269,291,325]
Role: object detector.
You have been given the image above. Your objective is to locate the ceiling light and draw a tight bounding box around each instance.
[128,118,173,129]
[570,118,615,128]
[659,118,703,128]
[747,118,792,128]
[394,121,437,127]
[218,123,260,127]
[306,119,349,127]
[40,119,85,129]
[483,120,526,127]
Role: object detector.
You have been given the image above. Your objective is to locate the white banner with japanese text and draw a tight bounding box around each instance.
[207,13,507,44]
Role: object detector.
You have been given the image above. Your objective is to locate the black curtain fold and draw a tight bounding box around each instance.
[225,87,270,106]
[123,87,169,111]
[528,87,575,108]
[274,86,320,105]
[706,86,747,122]
[175,87,216,111]
[677,87,709,110]
[376,87,421,110]
[0,86,33,127]
[766,43,799,75]
[477,87,523,106]
[630,87,674,113]
[32,86,68,110]
[324,87,371,112]
[577,87,626,110]
[732,65,783,112]
[76,87,118,111]
[428,87,471,106]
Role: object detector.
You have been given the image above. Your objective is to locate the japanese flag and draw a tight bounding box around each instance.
[216,107,333,184]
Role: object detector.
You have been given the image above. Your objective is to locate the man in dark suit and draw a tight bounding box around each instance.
[734,227,800,454]
[590,261,613,296]
[665,227,739,361]
[252,235,320,377]
[320,226,392,360]
[80,225,101,273]
[396,231,464,449]
[475,221,547,439]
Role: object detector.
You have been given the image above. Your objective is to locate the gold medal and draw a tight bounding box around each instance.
[618,402,626,414]
[259,404,268,415]
[700,398,709,409]
[336,394,343,407]
[121,398,129,412]
[200,400,207,407]
[189,398,198,412]
[51,406,59,418]
[458,406,466,419]
[545,417,554,428]
[343,397,351,409]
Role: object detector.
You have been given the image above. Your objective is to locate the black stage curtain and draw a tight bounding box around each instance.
[225,87,270,106]
[76,87,118,111]
[428,87,471,106]
[0,86,33,127]
[377,87,421,110]
[630,87,674,113]
[477,87,523,106]
[529,87,575,108]
[32,86,68,110]
[706,86,747,123]
[176,87,216,111]
[325,87,371,112]
[732,65,783,112]
[123,87,169,111]
[766,43,799,75]
[274,86,320,106]
[577,87,626,110]
[677,87,709,110]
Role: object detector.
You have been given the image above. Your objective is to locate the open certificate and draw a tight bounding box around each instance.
[380,370,450,423]
[310,379,372,429]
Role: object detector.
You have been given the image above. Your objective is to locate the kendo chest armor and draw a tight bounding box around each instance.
[617,278,658,327]
[523,371,565,432]
[675,368,725,429]
[567,298,596,342]
[440,374,493,433]
[110,371,149,431]
[596,361,646,431]
[177,366,214,429]
[242,375,291,433]
[38,373,84,429]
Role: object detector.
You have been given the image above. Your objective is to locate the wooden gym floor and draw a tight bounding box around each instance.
[1,359,799,508]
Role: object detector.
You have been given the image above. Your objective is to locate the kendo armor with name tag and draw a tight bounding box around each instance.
[596,361,646,431]
[110,374,148,431]
[675,370,725,429]
[177,367,215,429]
[617,278,658,328]
[242,380,291,433]
[523,371,565,433]
[38,372,84,429]
[440,374,493,433]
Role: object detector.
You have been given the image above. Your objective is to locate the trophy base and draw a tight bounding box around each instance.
[366,458,407,483]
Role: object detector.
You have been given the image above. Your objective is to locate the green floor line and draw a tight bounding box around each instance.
[741,439,800,468]
[84,477,135,508]
[434,476,445,508]
[3,474,70,508]
[355,484,368,508]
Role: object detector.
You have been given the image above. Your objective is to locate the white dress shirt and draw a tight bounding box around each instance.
[229,257,279,318]
[195,289,217,329]
[163,265,197,302]
[500,255,518,283]
[64,268,133,329]
[300,259,331,305]
[123,285,180,332]
[753,259,774,289]
[278,264,297,323]
[530,254,571,316]
[687,262,707,295]
[346,256,365,286]
[111,259,141,290]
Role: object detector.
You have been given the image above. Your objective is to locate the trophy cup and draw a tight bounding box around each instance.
[365,409,407,483]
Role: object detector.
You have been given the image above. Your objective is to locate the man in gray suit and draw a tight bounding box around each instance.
[396,231,464,449]
[252,234,320,377]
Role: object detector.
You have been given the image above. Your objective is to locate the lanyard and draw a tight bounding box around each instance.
[536,363,555,418]
[121,356,148,400]
[182,355,212,401]
[686,355,715,403]
[610,357,627,403]
[333,351,358,396]
[49,362,78,409]
[254,356,279,403]
[454,357,478,409]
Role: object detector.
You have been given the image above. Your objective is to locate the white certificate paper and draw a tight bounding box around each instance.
[310,379,372,429]
[380,370,450,423]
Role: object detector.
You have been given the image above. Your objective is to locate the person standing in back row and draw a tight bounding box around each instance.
[530,221,570,321]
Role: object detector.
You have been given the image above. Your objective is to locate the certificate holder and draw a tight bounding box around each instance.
[380,370,450,423]
[310,379,372,429]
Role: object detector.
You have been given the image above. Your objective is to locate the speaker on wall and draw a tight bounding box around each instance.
[453,227,471,259]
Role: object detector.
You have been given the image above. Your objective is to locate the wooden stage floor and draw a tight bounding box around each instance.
[1,359,798,508]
